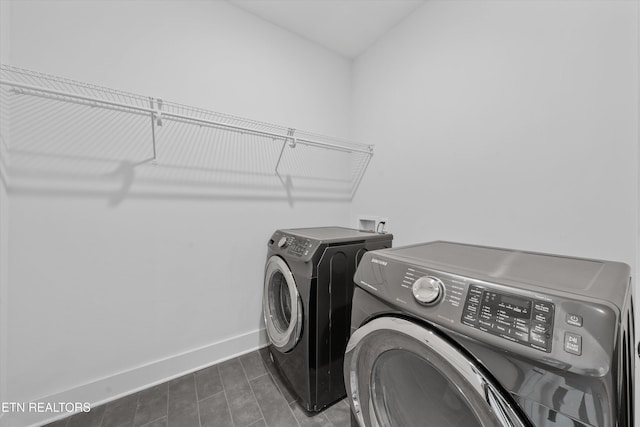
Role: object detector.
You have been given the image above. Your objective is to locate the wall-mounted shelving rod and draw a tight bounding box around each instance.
[165,110,291,141]
[0,63,375,200]
[0,78,372,155]
[0,79,155,115]
[295,138,371,154]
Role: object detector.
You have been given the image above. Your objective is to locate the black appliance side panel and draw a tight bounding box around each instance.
[314,238,392,408]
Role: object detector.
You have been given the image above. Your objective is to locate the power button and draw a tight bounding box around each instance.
[566,313,583,327]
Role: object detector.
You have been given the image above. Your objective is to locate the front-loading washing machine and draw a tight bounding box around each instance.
[344,241,634,427]
[263,227,393,412]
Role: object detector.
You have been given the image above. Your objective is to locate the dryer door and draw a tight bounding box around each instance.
[344,316,530,427]
[263,256,303,353]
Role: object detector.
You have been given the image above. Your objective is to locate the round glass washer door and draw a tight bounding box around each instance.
[263,256,303,353]
[344,316,530,427]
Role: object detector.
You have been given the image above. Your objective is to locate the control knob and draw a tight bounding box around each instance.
[277,237,289,248]
[412,276,443,305]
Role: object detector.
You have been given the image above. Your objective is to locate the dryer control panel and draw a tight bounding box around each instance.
[353,244,622,374]
[287,238,312,257]
[270,233,316,259]
[461,285,554,352]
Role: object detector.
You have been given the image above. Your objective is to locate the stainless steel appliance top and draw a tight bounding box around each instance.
[280,226,389,243]
[379,241,630,307]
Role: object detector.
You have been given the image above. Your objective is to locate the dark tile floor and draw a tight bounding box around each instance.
[43,347,351,427]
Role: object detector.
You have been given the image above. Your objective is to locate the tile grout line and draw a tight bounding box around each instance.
[193,373,203,427]
[324,405,336,427]
[165,381,170,427]
[97,401,107,427]
[197,389,225,403]
[268,371,302,427]
[261,350,299,408]
[263,357,291,404]
[139,414,167,427]
[329,400,347,427]
[193,371,201,401]
[249,372,269,381]
[240,355,269,427]
[289,400,330,427]
[195,388,203,427]
[327,411,337,427]
[132,389,142,427]
[267,371,294,406]
[219,363,236,427]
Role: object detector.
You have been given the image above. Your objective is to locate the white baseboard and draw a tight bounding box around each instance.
[1,328,269,427]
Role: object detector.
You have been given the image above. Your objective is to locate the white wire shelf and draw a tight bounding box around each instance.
[0,64,373,200]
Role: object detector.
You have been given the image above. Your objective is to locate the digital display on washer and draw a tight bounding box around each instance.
[482,292,531,320]
[461,285,554,352]
[287,238,311,257]
[498,294,530,310]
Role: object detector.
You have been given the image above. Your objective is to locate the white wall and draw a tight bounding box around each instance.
[0,1,11,424]
[350,1,639,423]
[4,1,352,425]
[0,2,9,422]
[351,0,638,265]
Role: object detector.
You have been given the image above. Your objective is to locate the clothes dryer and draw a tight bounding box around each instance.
[264,227,393,411]
[345,241,634,427]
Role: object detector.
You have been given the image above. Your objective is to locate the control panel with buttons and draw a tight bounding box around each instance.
[462,285,555,352]
[269,234,314,258]
[352,249,621,373]
[287,238,312,257]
